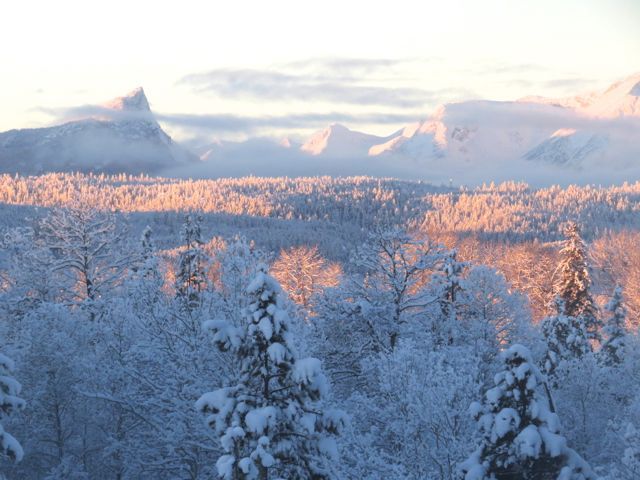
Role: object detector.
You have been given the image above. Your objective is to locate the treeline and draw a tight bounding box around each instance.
[1,174,640,240]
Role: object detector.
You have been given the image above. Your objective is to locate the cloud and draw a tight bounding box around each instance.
[156,111,419,134]
[37,105,154,123]
[282,57,417,74]
[37,102,418,135]
[543,77,596,90]
[178,57,449,108]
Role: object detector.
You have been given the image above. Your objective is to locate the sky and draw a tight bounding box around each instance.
[1,0,638,143]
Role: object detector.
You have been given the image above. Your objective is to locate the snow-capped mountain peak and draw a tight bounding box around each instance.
[521,72,640,119]
[583,72,640,118]
[301,123,386,157]
[103,87,151,112]
[0,87,196,175]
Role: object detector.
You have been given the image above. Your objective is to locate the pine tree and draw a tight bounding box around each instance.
[541,297,591,378]
[0,352,25,463]
[459,344,594,480]
[140,225,154,267]
[600,286,627,366]
[175,214,207,312]
[196,266,346,479]
[554,222,600,341]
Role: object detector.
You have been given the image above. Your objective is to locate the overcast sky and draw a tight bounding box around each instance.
[1,0,638,142]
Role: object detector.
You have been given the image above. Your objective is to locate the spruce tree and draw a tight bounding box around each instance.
[140,225,154,267]
[0,352,25,463]
[600,286,627,366]
[459,344,594,480]
[129,225,163,316]
[175,214,207,312]
[554,222,600,341]
[541,298,591,378]
[197,266,346,479]
[431,249,467,346]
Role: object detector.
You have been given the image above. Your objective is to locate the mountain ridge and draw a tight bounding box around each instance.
[2,74,639,185]
[0,88,196,175]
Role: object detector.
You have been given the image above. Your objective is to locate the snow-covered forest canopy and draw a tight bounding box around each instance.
[0,172,639,479]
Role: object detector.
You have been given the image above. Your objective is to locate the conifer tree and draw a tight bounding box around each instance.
[541,298,591,378]
[430,249,467,346]
[129,225,163,315]
[0,352,25,463]
[175,214,207,311]
[140,225,154,266]
[459,344,594,480]
[554,222,600,341]
[197,266,346,479]
[600,286,627,366]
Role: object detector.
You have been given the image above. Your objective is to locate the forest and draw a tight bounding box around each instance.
[0,173,638,479]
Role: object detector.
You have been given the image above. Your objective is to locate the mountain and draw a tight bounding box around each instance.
[3,74,640,185]
[195,136,300,163]
[300,123,389,158]
[366,100,575,167]
[523,129,609,166]
[521,72,640,118]
[353,75,640,183]
[0,88,196,175]
[174,73,639,185]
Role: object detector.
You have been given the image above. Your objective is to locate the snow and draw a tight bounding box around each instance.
[552,128,578,138]
[293,357,322,385]
[216,454,236,480]
[322,409,349,433]
[461,339,597,480]
[103,87,151,112]
[195,388,233,418]
[267,343,287,364]
[273,310,288,329]
[2,74,640,184]
[244,406,276,435]
[0,354,15,372]
[494,408,520,438]
[515,425,542,458]
[300,123,387,158]
[0,427,23,462]
[220,425,245,452]
[539,427,567,457]
[459,449,486,480]
[246,271,266,294]
[203,319,243,350]
[258,317,273,340]
[252,437,275,468]
[469,401,482,418]
[503,344,533,363]
[486,386,502,405]
[238,457,252,474]
[318,437,339,459]
[0,87,196,175]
